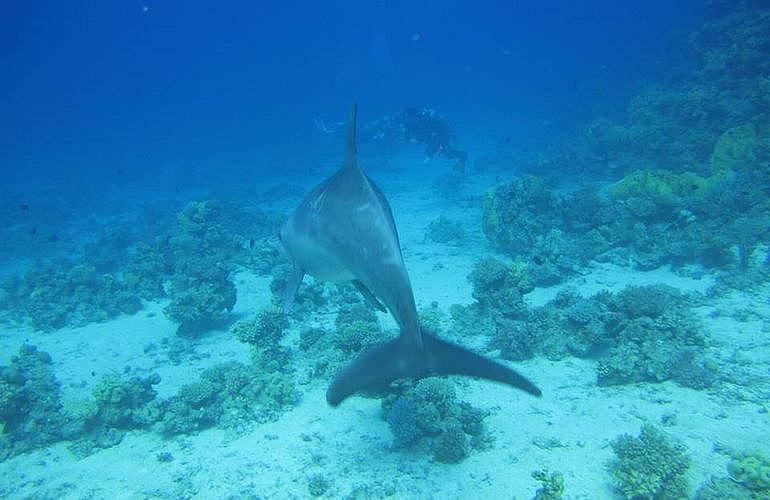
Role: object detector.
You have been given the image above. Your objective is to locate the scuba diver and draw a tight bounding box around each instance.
[316,106,468,167]
[400,107,468,165]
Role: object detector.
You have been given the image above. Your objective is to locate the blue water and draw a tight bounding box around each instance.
[3,1,701,194]
[5,2,770,498]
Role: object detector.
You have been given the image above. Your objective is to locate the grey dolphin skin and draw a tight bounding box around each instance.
[280,104,542,406]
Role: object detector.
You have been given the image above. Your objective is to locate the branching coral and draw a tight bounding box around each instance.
[608,424,691,499]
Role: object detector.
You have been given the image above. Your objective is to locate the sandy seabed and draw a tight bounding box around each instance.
[1,165,768,500]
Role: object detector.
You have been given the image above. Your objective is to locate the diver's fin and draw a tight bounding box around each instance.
[352,280,387,312]
[282,265,305,313]
[326,330,541,406]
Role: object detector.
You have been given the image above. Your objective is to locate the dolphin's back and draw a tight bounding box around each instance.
[283,106,420,342]
[280,104,542,406]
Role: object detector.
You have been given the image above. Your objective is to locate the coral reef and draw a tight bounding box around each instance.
[3,261,141,331]
[162,265,236,336]
[64,373,164,458]
[89,373,162,430]
[608,424,691,499]
[0,345,297,460]
[597,286,717,389]
[160,201,240,335]
[386,397,422,448]
[482,175,553,253]
[609,169,716,213]
[269,263,328,319]
[452,272,717,389]
[232,307,288,347]
[532,469,565,500]
[333,303,389,354]
[0,198,283,333]
[292,284,393,383]
[727,452,770,496]
[231,307,292,373]
[468,256,532,314]
[307,474,331,497]
[159,361,297,435]
[0,345,64,460]
[477,3,770,287]
[382,378,490,463]
[695,449,770,499]
[487,287,612,362]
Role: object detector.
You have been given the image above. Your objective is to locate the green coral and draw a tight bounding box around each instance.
[609,169,715,208]
[64,372,163,458]
[90,373,162,429]
[232,307,288,349]
[608,424,691,500]
[709,123,758,174]
[333,303,388,354]
[159,361,297,436]
[468,256,531,315]
[532,469,565,500]
[482,175,555,256]
[727,453,770,494]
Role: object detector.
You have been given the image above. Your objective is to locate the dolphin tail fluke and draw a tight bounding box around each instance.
[326,330,541,406]
[422,331,543,398]
[326,336,415,406]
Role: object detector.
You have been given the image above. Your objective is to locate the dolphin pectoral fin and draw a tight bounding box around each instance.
[352,280,387,312]
[326,330,541,406]
[422,331,542,397]
[282,265,305,313]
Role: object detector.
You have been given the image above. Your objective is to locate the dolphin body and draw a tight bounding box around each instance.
[280,104,542,406]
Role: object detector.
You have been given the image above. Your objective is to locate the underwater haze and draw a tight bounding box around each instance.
[4,1,700,192]
[2,1,770,498]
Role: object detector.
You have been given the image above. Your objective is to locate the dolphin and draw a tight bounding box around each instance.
[280,104,542,406]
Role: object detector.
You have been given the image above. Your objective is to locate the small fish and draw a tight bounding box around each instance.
[248,238,255,250]
[20,204,29,211]
[47,234,59,243]
[30,227,37,236]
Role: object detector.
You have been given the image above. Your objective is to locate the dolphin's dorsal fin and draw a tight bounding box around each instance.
[343,103,358,170]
